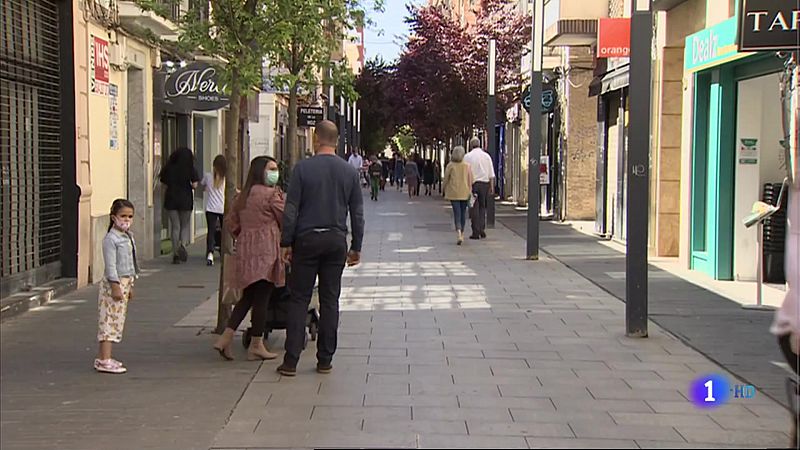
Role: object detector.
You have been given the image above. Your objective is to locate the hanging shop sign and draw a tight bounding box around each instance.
[684,16,752,73]
[522,82,558,114]
[90,35,110,95]
[164,62,230,112]
[597,18,631,58]
[109,83,119,150]
[737,0,800,51]
[298,106,325,127]
[539,155,551,185]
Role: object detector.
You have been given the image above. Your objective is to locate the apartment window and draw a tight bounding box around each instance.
[544,0,560,30]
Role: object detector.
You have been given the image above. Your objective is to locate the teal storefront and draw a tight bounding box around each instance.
[686,15,786,281]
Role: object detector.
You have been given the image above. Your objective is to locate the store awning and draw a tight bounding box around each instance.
[588,63,630,97]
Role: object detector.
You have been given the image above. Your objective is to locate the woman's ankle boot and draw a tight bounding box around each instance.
[248,336,278,361]
[213,328,235,361]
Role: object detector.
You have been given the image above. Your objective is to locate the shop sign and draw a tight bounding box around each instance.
[90,35,110,95]
[522,82,558,114]
[164,62,230,112]
[684,17,745,73]
[597,18,631,58]
[298,106,325,127]
[737,0,800,51]
[109,84,119,150]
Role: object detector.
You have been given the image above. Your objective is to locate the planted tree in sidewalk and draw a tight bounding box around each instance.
[267,0,381,167]
[354,57,397,155]
[136,0,283,332]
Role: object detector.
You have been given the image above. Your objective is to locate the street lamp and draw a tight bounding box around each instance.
[526,0,545,260]
[625,0,652,338]
[487,39,497,229]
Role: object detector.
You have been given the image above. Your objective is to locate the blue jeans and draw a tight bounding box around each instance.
[451,200,468,232]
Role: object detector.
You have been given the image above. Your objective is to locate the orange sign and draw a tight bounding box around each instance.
[597,18,631,58]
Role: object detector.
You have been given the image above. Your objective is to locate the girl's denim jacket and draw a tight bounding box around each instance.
[103,228,140,282]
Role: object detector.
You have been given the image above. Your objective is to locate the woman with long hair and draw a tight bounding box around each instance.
[160,147,200,264]
[213,156,285,361]
[405,155,420,198]
[201,155,227,266]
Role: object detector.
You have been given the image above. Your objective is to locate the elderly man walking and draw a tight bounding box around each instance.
[278,120,365,376]
[463,137,495,240]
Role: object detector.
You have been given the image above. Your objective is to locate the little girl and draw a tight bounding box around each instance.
[95,199,140,374]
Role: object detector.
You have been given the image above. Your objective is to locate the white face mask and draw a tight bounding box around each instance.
[114,216,132,232]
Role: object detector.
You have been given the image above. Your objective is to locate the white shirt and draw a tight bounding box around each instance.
[348,154,363,172]
[201,172,225,214]
[771,183,800,339]
[463,148,495,183]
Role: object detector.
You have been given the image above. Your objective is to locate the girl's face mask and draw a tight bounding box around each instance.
[113,216,132,232]
[266,170,280,186]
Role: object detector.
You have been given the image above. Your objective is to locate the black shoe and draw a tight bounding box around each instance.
[178,244,188,262]
[277,364,297,377]
[469,235,480,240]
[316,362,333,374]
[480,232,487,239]
[173,255,181,264]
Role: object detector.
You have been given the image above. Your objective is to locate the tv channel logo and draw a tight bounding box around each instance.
[688,374,756,408]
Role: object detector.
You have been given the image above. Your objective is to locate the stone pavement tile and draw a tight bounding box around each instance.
[364,394,459,407]
[483,350,562,360]
[317,381,409,396]
[525,437,639,448]
[587,387,687,401]
[363,362,412,374]
[574,369,662,379]
[212,430,303,448]
[304,430,418,449]
[410,364,493,377]
[646,400,757,416]
[467,421,574,438]
[310,405,411,421]
[745,404,794,418]
[509,409,614,424]
[558,352,643,363]
[230,405,314,423]
[499,384,594,400]
[413,406,513,421]
[623,378,694,390]
[458,396,556,410]
[570,423,686,441]
[552,399,653,413]
[368,355,445,366]
[607,361,693,372]
[254,417,363,433]
[711,414,791,431]
[675,426,790,446]
[411,382,501,397]
[417,434,528,449]
[609,412,720,428]
[265,392,364,407]
[453,374,540,386]
[368,373,453,385]
[363,418,468,435]
[635,441,763,449]
[447,357,530,369]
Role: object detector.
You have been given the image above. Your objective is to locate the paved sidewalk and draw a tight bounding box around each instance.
[211,189,792,449]
[496,206,793,408]
[0,246,257,450]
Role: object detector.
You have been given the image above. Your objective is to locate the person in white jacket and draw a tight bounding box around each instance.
[771,180,800,374]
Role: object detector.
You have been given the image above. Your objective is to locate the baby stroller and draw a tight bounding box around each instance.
[242,275,320,350]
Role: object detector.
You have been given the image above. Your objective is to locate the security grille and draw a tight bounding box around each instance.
[0,0,63,278]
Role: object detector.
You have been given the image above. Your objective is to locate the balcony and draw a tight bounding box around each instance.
[543,0,608,47]
[118,0,179,39]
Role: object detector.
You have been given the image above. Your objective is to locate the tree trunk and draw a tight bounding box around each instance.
[215,69,242,335]
[287,82,300,168]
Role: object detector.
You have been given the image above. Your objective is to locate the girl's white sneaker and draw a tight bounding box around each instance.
[94,358,127,374]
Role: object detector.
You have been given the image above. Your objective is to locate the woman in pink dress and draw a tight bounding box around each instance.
[213,156,285,361]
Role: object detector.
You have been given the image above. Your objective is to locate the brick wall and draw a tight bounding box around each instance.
[561,48,597,221]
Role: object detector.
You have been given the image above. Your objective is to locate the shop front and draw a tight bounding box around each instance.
[686,15,787,281]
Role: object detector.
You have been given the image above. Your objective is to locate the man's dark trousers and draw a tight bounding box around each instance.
[284,230,348,368]
[470,181,490,237]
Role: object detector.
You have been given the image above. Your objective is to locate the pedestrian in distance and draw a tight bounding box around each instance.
[369,156,383,201]
[394,154,405,190]
[213,156,286,362]
[423,159,435,196]
[388,153,397,187]
[380,156,390,191]
[405,156,420,198]
[444,146,474,246]
[463,137,495,240]
[434,159,442,194]
[200,155,227,266]
[95,199,140,374]
[160,147,200,264]
[278,120,364,377]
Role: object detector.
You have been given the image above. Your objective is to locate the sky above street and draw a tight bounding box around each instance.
[363,0,423,63]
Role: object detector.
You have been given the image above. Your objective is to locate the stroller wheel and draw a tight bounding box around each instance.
[242,328,252,349]
[309,322,318,341]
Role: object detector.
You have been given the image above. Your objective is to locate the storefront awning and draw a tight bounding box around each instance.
[588,63,630,97]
